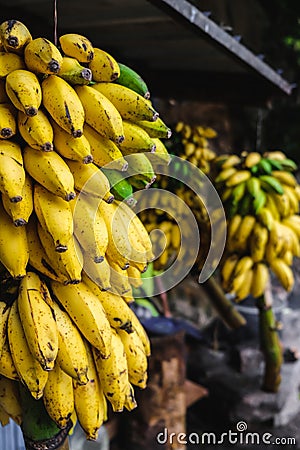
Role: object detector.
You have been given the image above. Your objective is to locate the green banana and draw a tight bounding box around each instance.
[279,158,298,171]
[257,158,273,175]
[101,168,136,205]
[252,189,267,214]
[116,62,150,99]
[259,175,284,195]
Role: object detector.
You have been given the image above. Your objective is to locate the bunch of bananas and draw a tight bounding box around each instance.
[0,18,173,441]
[214,150,300,301]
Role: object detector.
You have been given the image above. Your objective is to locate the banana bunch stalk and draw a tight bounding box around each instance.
[214,150,300,302]
[0,17,174,445]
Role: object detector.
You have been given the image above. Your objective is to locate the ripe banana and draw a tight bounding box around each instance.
[88,47,120,82]
[92,82,158,122]
[52,120,93,164]
[83,123,128,171]
[249,221,269,262]
[92,328,129,412]
[117,120,156,154]
[82,272,133,332]
[0,103,16,138]
[37,222,83,284]
[0,377,22,425]
[0,339,19,380]
[234,269,253,302]
[43,362,74,429]
[2,174,32,226]
[0,51,25,78]
[26,216,69,284]
[52,301,89,385]
[0,19,32,53]
[5,69,41,116]
[271,170,297,187]
[0,140,25,202]
[18,109,54,151]
[58,56,92,85]
[232,215,256,252]
[34,184,74,252]
[270,258,294,291]
[0,201,28,278]
[127,307,151,357]
[226,170,251,187]
[73,342,105,440]
[51,281,112,358]
[150,138,172,165]
[7,300,48,399]
[66,159,113,202]
[117,328,148,389]
[24,37,63,74]
[116,62,150,99]
[59,33,94,63]
[75,85,124,143]
[42,75,85,138]
[83,254,111,292]
[0,301,10,358]
[71,194,109,262]
[24,146,76,201]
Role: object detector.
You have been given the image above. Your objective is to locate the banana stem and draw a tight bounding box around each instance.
[203,276,246,329]
[256,294,283,392]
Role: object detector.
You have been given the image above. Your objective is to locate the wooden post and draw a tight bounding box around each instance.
[120,331,187,449]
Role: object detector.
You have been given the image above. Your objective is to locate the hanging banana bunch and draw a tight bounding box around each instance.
[0,18,174,443]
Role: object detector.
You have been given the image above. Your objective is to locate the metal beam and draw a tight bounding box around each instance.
[147,0,294,95]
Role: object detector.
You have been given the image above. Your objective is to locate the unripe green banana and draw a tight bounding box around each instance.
[101,168,136,205]
[115,62,150,98]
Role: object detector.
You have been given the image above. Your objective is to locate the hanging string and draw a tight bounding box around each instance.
[54,0,58,46]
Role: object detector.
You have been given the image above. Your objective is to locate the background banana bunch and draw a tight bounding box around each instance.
[213,150,300,301]
[0,18,173,441]
[139,121,218,273]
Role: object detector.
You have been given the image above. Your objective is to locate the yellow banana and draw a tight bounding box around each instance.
[89,47,120,82]
[58,56,92,85]
[26,216,69,284]
[0,377,22,425]
[214,167,237,183]
[18,109,54,151]
[117,120,156,154]
[7,301,48,399]
[0,140,25,202]
[0,103,16,138]
[263,150,286,160]
[265,193,280,220]
[282,249,293,266]
[249,221,269,262]
[124,383,137,412]
[226,170,252,187]
[37,223,82,284]
[244,152,261,168]
[0,301,10,357]
[43,362,74,429]
[0,202,28,278]
[220,254,239,290]
[52,120,93,163]
[232,215,256,252]
[0,404,10,426]
[17,272,59,371]
[52,302,89,385]
[137,117,172,140]
[0,51,25,77]
[92,82,159,122]
[117,328,148,389]
[75,85,124,143]
[24,37,63,74]
[234,269,253,302]
[83,254,111,292]
[82,272,133,332]
[282,214,300,239]
[73,342,105,440]
[34,184,74,252]
[227,214,242,242]
[257,207,274,231]
[149,138,172,165]
[265,220,287,261]
[0,19,32,53]
[233,255,254,278]
[93,328,129,412]
[83,123,128,171]
[271,170,297,187]
[0,338,19,381]
[51,281,112,358]
[24,146,76,201]
[270,258,294,291]
[71,194,109,262]
[66,160,113,203]
[251,262,269,298]
[42,75,85,138]
[127,265,143,288]
[108,258,132,295]
[59,33,94,62]
[5,69,41,116]
[127,307,151,357]
[283,185,299,215]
